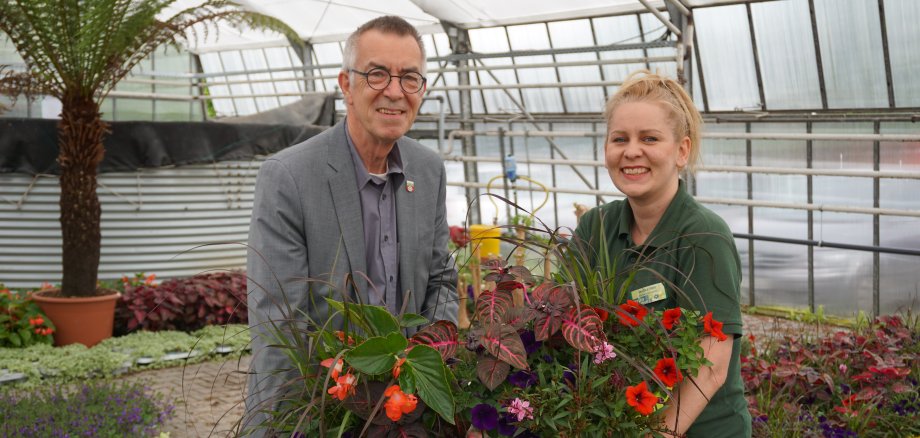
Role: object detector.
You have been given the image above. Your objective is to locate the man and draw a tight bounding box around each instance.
[244,16,458,434]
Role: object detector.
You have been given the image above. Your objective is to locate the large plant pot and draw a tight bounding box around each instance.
[31,289,121,347]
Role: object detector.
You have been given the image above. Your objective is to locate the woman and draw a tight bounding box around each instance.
[573,71,752,437]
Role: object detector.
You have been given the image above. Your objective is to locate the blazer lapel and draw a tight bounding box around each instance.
[396,156,419,314]
[327,123,369,304]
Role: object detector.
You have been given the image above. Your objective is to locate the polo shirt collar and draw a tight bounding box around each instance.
[617,179,692,249]
[344,117,405,189]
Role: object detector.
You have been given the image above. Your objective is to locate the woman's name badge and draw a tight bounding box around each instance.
[630,283,666,305]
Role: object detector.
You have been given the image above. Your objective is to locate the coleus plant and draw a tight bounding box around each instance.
[469,264,607,391]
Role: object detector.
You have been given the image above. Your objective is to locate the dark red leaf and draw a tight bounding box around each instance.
[475,289,513,323]
[561,307,606,352]
[479,324,528,370]
[476,354,511,391]
[409,320,459,360]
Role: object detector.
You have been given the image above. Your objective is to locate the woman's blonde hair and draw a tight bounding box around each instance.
[604,70,703,173]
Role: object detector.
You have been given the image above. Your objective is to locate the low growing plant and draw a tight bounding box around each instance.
[0,381,174,437]
[743,314,920,437]
[115,270,248,334]
[0,284,54,348]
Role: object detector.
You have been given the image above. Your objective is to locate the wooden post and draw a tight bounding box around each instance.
[457,277,471,329]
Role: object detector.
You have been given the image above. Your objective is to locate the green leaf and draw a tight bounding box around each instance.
[405,344,455,424]
[9,332,21,347]
[400,313,429,328]
[324,299,401,336]
[399,367,418,394]
[344,332,407,375]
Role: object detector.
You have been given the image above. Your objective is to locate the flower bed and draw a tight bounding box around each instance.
[0,381,174,437]
[743,314,920,437]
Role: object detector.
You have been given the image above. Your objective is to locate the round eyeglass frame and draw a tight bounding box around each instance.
[349,67,427,94]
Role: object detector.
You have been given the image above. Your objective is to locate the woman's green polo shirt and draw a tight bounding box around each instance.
[573,180,752,438]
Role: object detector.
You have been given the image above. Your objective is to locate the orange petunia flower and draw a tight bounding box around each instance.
[661,308,682,330]
[653,357,684,388]
[616,300,648,327]
[320,357,344,380]
[326,373,356,401]
[383,385,418,422]
[703,312,728,341]
[625,381,658,415]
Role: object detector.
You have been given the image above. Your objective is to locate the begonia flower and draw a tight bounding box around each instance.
[320,357,344,379]
[383,385,418,422]
[326,373,356,401]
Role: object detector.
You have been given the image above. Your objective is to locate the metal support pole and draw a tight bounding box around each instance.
[448,23,481,225]
[806,122,815,312]
[873,121,881,317]
[746,123,755,306]
[498,128,512,224]
[638,0,682,36]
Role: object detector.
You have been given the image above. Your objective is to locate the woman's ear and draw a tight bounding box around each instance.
[676,136,690,169]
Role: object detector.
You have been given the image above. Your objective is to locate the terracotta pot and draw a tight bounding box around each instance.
[31,289,121,347]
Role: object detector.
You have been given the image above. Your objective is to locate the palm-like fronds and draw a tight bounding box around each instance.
[0,0,300,298]
[0,0,300,101]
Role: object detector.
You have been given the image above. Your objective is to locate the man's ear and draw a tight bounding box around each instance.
[338,70,352,105]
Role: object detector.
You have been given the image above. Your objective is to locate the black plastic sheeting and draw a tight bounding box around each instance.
[0,93,338,175]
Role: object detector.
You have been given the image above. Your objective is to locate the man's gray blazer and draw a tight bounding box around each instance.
[244,121,458,433]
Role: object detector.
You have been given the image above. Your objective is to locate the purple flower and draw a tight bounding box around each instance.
[471,403,499,431]
[507,370,538,389]
[519,330,542,355]
[497,413,518,436]
[542,354,553,363]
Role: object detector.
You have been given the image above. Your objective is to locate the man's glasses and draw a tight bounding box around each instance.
[350,67,426,94]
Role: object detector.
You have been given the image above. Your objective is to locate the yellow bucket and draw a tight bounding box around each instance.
[469,224,501,260]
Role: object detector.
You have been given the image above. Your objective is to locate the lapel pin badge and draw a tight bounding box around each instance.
[406,180,415,193]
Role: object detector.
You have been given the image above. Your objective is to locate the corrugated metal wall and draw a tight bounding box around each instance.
[0,160,262,289]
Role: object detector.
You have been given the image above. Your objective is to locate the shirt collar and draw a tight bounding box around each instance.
[344,117,405,189]
[616,179,692,249]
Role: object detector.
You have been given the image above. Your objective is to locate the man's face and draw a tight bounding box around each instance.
[339,29,425,148]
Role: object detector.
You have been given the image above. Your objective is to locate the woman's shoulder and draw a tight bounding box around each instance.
[673,196,734,240]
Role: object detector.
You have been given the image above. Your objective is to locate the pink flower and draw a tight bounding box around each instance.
[839,364,848,374]
[506,397,534,422]
[593,341,616,364]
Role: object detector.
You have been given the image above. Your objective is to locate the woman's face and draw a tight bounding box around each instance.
[605,100,690,205]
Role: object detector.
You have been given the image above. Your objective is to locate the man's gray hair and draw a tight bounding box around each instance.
[342,16,427,76]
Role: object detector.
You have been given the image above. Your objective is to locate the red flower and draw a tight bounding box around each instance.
[320,357,344,379]
[449,225,470,248]
[616,300,648,327]
[383,385,418,421]
[661,308,681,330]
[327,373,356,401]
[625,381,658,415]
[392,357,406,379]
[334,331,356,345]
[653,357,684,387]
[593,306,609,322]
[703,312,728,342]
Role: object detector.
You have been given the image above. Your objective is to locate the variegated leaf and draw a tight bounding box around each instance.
[531,284,575,341]
[502,306,535,329]
[475,288,513,323]
[480,324,529,370]
[561,307,607,352]
[409,320,459,360]
[506,265,535,285]
[476,354,511,391]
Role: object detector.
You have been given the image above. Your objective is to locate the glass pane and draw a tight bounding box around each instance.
[883,0,920,107]
[507,24,563,113]
[242,49,280,112]
[695,5,762,111]
[198,52,234,117]
[814,0,888,108]
[470,27,521,114]
[751,0,823,109]
[592,15,648,94]
[219,51,257,115]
